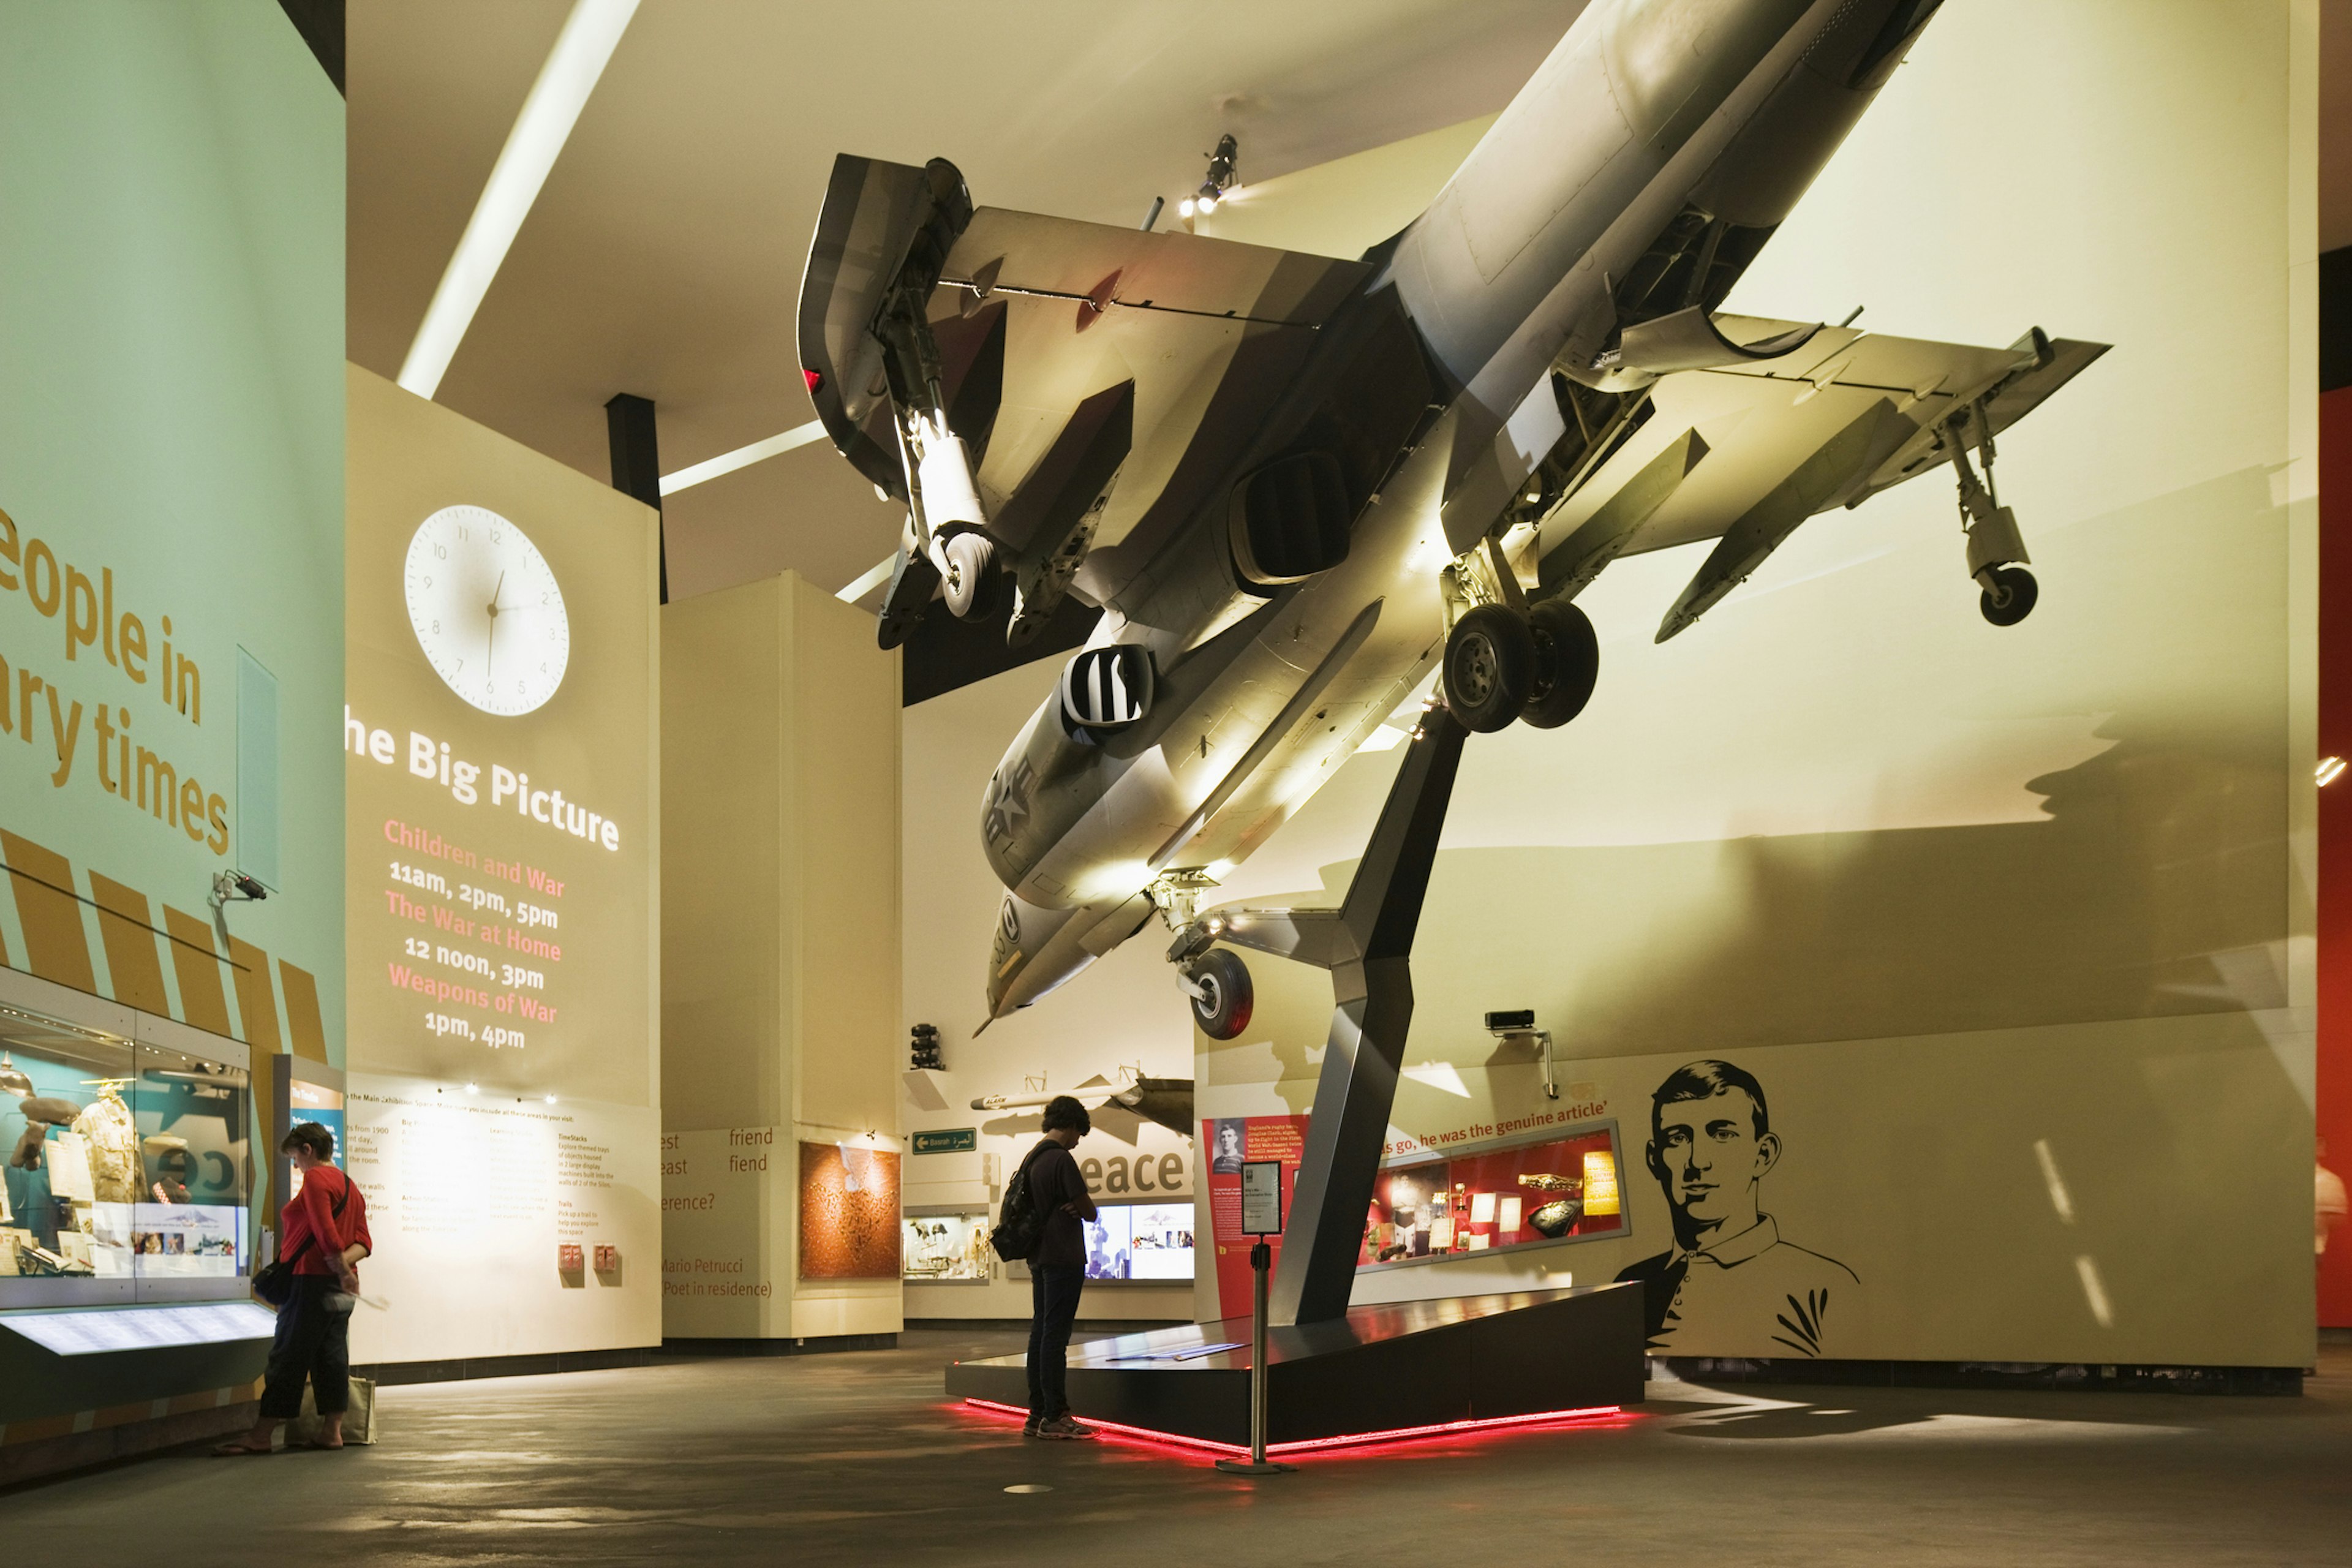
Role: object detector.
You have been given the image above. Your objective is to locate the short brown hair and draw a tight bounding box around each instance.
[282,1121,336,1161]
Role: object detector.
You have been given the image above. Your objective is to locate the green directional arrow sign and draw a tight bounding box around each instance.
[913,1128,978,1155]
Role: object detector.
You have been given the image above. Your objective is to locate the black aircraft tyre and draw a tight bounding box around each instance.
[941,530,1000,619]
[1189,949,1254,1041]
[1520,597,1600,729]
[1442,603,1536,733]
[1978,565,2037,628]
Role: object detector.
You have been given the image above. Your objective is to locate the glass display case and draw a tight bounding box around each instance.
[1359,1120,1626,1270]
[0,997,251,1306]
[901,1208,993,1283]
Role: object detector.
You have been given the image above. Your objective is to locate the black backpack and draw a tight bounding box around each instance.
[989,1145,1050,1262]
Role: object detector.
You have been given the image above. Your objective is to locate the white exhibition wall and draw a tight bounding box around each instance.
[902,1,2318,1363]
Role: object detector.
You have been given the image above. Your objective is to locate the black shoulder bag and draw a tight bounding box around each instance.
[253,1179,347,1309]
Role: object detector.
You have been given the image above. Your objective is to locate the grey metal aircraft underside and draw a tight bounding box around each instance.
[796,0,2102,1037]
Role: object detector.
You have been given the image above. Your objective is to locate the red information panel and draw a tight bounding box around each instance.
[1201,1115,1308,1319]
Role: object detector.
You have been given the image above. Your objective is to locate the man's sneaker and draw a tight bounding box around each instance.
[1021,1417,1043,1439]
[1036,1415,1097,1440]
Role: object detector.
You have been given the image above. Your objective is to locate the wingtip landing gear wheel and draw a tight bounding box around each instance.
[1188,949,1254,1041]
[1442,603,1536,733]
[1520,597,1599,729]
[941,530,1000,619]
[1978,565,2037,627]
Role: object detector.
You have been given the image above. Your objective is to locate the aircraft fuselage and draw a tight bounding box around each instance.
[979,0,1943,1022]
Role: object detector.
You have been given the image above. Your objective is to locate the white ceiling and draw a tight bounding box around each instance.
[348,0,1589,601]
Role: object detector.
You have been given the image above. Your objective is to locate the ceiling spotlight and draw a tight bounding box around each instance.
[466,1082,480,1095]
[544,1094,557,1104]
[1178,195,1196,219]
[2320,755,2346,787]
[1191,132,1238,218]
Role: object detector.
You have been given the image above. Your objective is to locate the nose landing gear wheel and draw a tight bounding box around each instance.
[941,530,1000,619]
[1442,604,1536,733]
[1188,949,1254,1041]
[1520,598,1599,729]
[1978,565,2037,627]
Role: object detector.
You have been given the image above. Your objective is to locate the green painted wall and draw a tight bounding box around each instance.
[0,1,345,1060]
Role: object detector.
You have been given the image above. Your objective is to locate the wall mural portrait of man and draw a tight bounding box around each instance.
[1613,1060,1858,1357]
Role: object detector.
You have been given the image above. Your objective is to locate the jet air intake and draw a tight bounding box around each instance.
[1059,645,1155,740]
[1229,450,1352,589]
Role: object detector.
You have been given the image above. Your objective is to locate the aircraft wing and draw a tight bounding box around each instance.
[798,154,1368,636]
[1529,314,2108,638]
[937,210,1366,587]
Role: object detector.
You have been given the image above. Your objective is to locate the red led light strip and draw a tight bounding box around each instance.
[959,1397,1624,1458]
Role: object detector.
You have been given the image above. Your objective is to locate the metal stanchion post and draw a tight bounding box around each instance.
[1216,1240,1295,1475]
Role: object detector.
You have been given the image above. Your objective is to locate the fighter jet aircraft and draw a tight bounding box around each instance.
[797,0,2103,1039]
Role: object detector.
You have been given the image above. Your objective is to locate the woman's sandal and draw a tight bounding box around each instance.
[212,1439,275,1456]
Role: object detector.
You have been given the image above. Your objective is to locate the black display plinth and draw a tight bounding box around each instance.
[947,1281,1645,1449]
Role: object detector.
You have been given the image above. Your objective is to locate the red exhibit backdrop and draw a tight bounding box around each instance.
[2321,386,2352,1327]
[1359,1125,1626,1267]
[1201,1115,1309,1320]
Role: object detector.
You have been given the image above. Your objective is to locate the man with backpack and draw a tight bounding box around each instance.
[1012,1096,1098,1439]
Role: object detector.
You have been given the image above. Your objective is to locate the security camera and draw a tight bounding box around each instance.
[211,871,268,906]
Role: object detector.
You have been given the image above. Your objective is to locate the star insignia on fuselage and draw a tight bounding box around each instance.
[982,758,1036,847]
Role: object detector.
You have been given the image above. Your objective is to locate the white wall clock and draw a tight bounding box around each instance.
[404,505,570,717]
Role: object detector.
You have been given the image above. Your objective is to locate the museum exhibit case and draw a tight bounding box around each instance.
[0,1000,253,1304]
[1359,1122,1624,1268]
[902,1210,992,1284]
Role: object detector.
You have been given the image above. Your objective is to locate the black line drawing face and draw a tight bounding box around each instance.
[1649,1069,1781,1251]
[1615,1060,1858,1358]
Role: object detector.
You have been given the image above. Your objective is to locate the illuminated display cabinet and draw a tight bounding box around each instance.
[1360,1121,1626,1270]
[0,997,253,1306]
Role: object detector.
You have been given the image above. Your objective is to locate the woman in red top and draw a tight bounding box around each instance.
[216,1122,372,1454]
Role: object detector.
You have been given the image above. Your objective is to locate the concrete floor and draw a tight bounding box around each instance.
[10,1329,2350,1565]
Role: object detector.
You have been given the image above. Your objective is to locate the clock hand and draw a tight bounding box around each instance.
[485,570,506,682]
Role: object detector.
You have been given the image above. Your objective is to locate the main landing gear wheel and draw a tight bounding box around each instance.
[1978,565,2037,628]
[1520,598,1599,729]
[1188,949,1254,1041]
[1442,603,1535,733]
[941,531,1000,619]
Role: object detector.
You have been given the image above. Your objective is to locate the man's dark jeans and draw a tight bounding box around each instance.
[1026,1264,1085,1423]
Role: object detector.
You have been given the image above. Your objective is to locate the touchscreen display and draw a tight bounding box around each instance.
[1082,1201,1196,1281]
